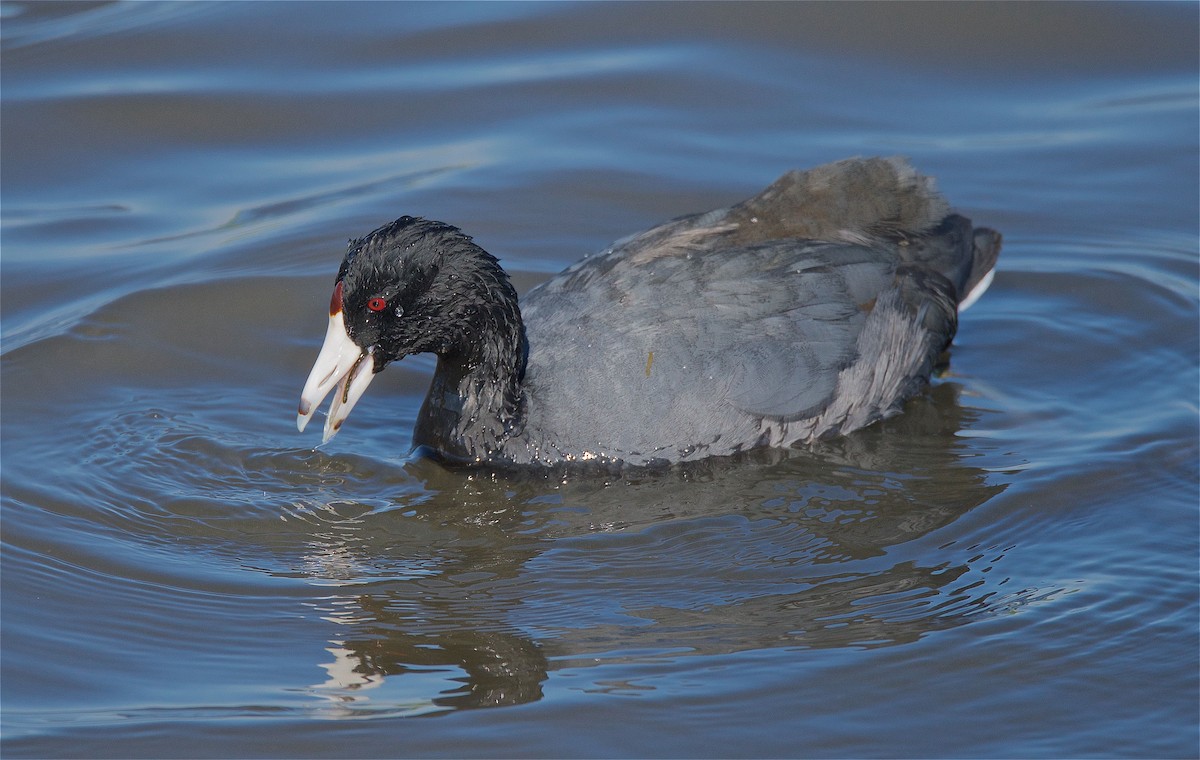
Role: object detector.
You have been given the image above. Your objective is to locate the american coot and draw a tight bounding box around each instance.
[298,157,1000,467]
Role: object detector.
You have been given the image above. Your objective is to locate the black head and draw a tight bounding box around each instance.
[335,216,523,371]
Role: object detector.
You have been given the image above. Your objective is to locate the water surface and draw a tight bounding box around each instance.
[2,2,1197,757]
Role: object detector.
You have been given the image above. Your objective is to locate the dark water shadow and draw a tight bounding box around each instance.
[279,381,1010,717]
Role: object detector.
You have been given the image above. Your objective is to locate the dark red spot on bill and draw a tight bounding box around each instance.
[329,281,344,316]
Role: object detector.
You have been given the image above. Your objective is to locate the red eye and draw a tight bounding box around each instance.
[367,297,387,312]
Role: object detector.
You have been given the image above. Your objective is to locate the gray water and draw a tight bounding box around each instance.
[2,2,1198,757]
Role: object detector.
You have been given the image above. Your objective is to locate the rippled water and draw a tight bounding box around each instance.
[2,2,1197,757]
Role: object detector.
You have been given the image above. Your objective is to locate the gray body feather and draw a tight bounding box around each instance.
[499,157,1000,466]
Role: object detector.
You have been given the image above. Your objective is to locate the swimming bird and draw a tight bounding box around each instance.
[298,157,1000,467]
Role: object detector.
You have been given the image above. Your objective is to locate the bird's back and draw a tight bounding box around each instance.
[500,158,998,466]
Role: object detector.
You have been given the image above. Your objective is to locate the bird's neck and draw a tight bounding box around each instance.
[414,302,527,463]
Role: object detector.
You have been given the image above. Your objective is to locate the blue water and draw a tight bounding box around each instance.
[2,2,1197,757]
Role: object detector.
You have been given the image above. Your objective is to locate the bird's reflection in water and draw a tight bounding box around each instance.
[295,382,1013,717]
[312,628,547,717]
